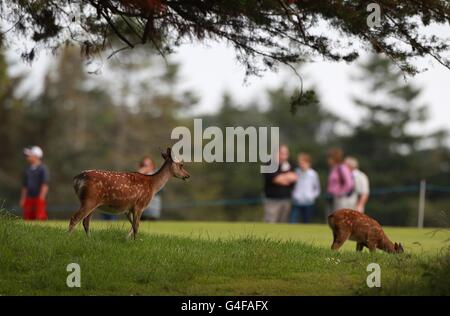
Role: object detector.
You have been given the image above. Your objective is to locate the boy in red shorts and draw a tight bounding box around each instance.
[20,146,49,220]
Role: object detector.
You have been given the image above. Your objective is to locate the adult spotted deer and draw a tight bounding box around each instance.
[69,148,189,238]
[328,209,404,253]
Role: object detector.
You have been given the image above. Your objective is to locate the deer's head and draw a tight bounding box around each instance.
[394,242,404,254]
[162,147,190,180]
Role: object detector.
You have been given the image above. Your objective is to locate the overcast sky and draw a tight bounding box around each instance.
[8,39,450,136]
[172,41,450,134]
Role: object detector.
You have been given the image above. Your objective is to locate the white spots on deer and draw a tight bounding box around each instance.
[328,209,404,254]
[69,147,190,239]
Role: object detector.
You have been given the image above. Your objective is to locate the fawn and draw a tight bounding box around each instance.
[328,209,404,253]
[69,147,190,239]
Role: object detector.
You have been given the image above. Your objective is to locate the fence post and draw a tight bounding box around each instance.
[418,180,426,229]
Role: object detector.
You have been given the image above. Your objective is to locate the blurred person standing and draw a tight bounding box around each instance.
[290,153,321,223]
[139,156,162,221]
[326,148,354,213]
[345,156,370,213]
[262,144,297,223]
[20,146,49,220]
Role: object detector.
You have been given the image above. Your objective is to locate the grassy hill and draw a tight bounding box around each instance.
[1,215,449,295]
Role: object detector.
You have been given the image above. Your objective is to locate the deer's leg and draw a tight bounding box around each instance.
[331,231,337,248]
[132,214,139,240]
[356,242,364,252]
[331,230,350,251]
[126,212,134,239]
[82,213,93,237]
[131,208,144,240]
[69,202,96,234]
[367,242,377,253]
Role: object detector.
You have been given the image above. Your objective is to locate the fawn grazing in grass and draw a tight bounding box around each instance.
[328,209,404,253]
[69,148,190,239]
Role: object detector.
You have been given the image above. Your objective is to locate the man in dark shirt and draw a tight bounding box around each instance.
[20,146,49,220]
[262,144,297,223]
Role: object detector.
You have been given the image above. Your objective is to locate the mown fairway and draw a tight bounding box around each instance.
[1,216,449,295]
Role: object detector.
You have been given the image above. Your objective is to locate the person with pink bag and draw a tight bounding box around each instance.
[326,148,355,213]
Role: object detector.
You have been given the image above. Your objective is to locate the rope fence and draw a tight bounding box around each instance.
[42,183,449,213]
[0,181,441,227]
[161,183,449,210]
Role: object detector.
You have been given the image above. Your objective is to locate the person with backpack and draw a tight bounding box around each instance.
[326,148,355,213]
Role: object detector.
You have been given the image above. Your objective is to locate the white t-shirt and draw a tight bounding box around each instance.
[292,168,321,206]
[353,169,370,195]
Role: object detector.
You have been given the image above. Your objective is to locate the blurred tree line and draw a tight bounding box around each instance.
[0,43,449,226]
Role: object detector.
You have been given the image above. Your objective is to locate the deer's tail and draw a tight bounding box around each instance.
[73,173,88,197]
[327,212,336,230]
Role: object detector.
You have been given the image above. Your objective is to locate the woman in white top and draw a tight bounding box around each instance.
[345,156,370,213]
[291,153,321,223]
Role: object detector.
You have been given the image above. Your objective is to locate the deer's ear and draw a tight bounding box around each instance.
[162,147,172,160]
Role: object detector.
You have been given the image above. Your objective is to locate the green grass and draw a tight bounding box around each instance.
[1,215,449,295]
[42,220,449,254]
